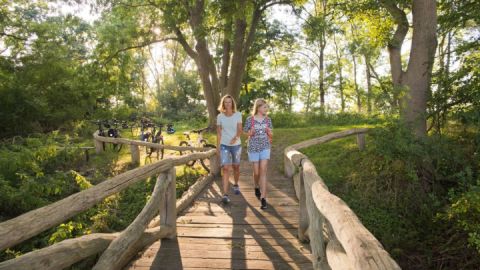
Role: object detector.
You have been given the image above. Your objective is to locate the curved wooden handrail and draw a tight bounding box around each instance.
[0,135,221,270]
[284,128,401,270]
[93,131,213,152]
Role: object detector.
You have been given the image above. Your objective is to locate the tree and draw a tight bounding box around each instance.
[380,0,438,137]
[155,0,305,128]
[301,0,332,110]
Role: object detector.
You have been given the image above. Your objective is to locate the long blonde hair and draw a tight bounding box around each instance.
[217,94,237,113]
[251,98,267,116]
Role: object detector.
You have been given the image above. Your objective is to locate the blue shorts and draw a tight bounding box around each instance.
[220,144,242,167]
[248,148,270,162]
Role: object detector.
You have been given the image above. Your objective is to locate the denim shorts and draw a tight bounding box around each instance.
[220,144,242,166]
[248,148,270,162]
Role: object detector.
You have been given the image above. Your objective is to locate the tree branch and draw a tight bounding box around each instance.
[174,27,198,60]
[103,37,177,65]
[0,31,27,41]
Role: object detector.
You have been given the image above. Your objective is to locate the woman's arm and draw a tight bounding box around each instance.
[216,124,222,148]
[230,122,243,144]
[242,116,253,136]
[266,117,273,136]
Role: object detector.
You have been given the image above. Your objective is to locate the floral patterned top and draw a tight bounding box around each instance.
[243,115,273,153]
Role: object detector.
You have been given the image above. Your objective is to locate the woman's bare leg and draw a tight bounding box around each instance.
[252,162,260,187]
[222,165,232,195]
[233,164,240,186]
[259,159,269,198]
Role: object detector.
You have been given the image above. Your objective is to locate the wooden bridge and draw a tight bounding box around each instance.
[0,129,400,270]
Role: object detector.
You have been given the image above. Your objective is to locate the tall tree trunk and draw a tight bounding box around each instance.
[352,54,361,112]
[333,33,345,112]
[319,40,325,110]
[381,0,437,137]
[170,0,273,128]
[306,69,313,113]
[226,2,263,101]
[317,0,327,111]
[403,0,437,137]
[219,19,232,96]
[364,54,372,114]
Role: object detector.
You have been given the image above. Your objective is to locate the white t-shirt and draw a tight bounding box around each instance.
[217,111,242,146]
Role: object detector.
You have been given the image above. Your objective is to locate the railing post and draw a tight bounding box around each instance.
[160,167,176,239]
[303,160,329,269]
[130,144,140,165]
[94,133,104,154]
[298,166,309,243]
[357,133,366,151]
[209,152,220,176]
[284,153,295,178]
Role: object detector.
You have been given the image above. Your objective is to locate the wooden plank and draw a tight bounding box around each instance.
[175,226,298,239]
[176,215,298,225]
[159,236,307,247]
[126,142,313,270]
[131,257,313,270]
[147,241,311,254]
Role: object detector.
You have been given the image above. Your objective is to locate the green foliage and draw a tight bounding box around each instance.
[441,179,480,253]
[156,71,207,121]
[304,119,480,269]
[269,111,383,128]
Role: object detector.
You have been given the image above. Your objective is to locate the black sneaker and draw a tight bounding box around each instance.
[255,187,261,200]
[260,198,267,209]
[222,194,230,204]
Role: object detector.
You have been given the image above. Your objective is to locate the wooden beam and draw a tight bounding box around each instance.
[130,144,140,165]
[297,167,308,243]
[148,173,216,228]
[159,167,177,238]
[302,160,329,269]
[93,132,214,152]
[92,173,171,270]
[311,181,400,269]
[0,226,174,270]
[288,128,369,151]
[357,133,366,151]
[0,149,215,251]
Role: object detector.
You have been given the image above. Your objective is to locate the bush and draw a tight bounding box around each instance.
[306,119,480,269]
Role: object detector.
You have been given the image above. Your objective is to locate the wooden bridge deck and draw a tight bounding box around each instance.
[125,148,313,269]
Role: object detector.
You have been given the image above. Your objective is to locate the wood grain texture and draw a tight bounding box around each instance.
[125,144,313,270]
[93,172,172,270]
[0,226,174,270]
[0,149,214,251]
[284,128,401,270]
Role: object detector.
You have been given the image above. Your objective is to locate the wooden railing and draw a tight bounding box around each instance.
[284,128,401,270]
[0,134,220,270]
[92,131,213,165]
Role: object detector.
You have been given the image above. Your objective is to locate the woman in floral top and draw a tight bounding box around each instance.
[243,98,273,209]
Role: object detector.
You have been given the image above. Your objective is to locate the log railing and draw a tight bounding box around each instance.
[284,128,401,270]
[93,131,213,165]
[0,136,220,270]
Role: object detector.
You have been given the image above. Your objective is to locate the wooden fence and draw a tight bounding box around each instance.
[284,128,401,270]
[0,135,220,270]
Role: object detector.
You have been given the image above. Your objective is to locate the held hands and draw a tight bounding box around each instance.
[229,136,239,145]
[248,129,254,137]
[265,127,272,137]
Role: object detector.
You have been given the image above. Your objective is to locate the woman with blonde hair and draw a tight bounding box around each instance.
[243,98,273,209]
[216,94,243,204]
